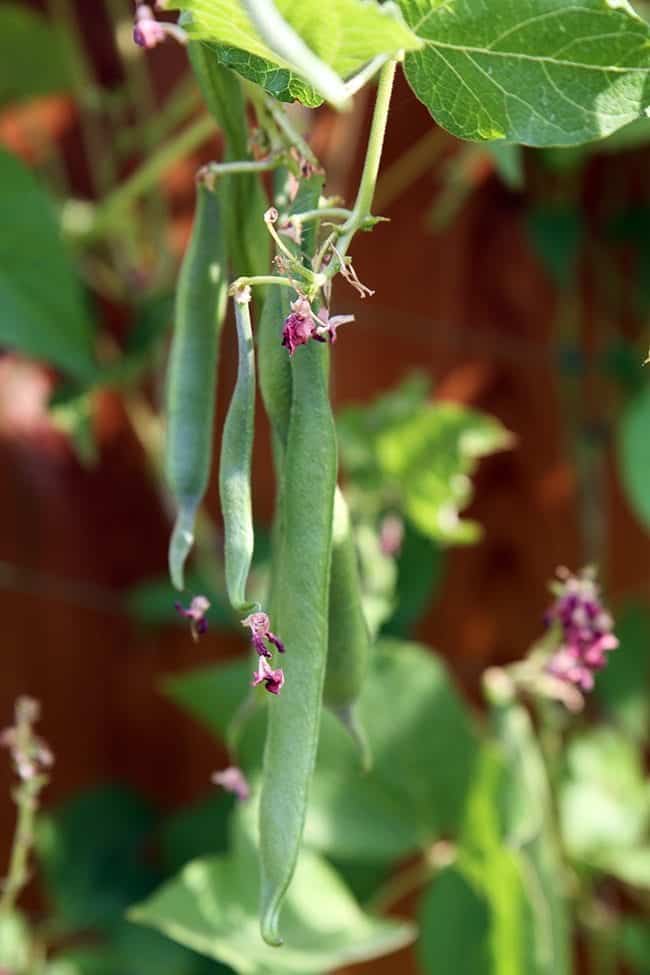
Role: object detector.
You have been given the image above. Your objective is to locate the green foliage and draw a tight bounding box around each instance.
[131,801,415,974]
[382,524,445,637]
[595,603,650,740]
[618,381,650,531]
[36,785,161,930]
[0,911,30,971]
[525,207,584,290]
[560,727,650,887]
[399,0,650,146]
[0,149,96,381]
[418,867,491,974]
[338,374,512,544]
[173,0,420,105]
[0,6,72,105]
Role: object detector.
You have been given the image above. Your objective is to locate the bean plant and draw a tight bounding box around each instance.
[1,0,650,973]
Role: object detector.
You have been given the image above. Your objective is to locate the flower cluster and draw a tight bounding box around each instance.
[281,296,354,356]
[545,568,618,692]
[242,611,285,695]
[175,595,210,641]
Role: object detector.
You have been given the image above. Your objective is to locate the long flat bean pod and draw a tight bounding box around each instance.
[219,289,256,613]
[324,485,371,767]
[166,181,227,591]
[259,339,337,946]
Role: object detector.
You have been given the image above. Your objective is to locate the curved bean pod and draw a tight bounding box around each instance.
[166,181,227,591]
[219,288,256,612]
[259,340,337,946]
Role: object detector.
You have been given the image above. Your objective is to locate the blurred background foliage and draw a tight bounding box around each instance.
[0,1,649,973]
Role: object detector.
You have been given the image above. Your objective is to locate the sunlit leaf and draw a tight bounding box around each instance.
[399,0,650,146]
[172,0,421,106]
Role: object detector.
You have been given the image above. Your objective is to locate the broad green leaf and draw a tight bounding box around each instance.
[131,803,416,975]
[0,6,72,105]
[199,41,322,107]
[618,382,650,531]
[36,785,161,930]
[376,402,513,543]
[399,0,650,146]
[172,0,420,105]
[595,603,650,740]
[418,867,491,974]
[160,792,233,875]
[560,728,650,873]
[166,639,478,863]
[0,149,96,381]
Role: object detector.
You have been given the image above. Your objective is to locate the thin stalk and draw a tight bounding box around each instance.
[228,275,293,295]
[90,114,216,235]
[326,59,397,280]
[291,207,351,224]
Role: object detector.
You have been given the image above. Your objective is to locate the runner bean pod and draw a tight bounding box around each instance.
[166,180,227,591]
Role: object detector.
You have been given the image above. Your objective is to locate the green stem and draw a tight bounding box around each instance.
[0,779,42,913]
[263,96,320,166]
[292,207,351,224]
[326,59,397,280]
[91,114,216,235]
[228,275,293,295]
[202,157,285,181]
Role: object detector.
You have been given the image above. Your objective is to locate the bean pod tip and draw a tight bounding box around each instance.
[260,889,284,948]
[168,503,197,592]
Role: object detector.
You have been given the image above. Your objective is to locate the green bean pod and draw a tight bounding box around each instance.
[219,291,256,612]
[259,340,337,947]
[166,182,227,591]
[324,486,371,768]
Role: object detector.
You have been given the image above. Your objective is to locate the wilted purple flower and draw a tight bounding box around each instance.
[251,656,285,695]
[241,611,284,657]
[175,595,210,641]
[211,766,250,801]
[133,4,186,49]
[545,568,618,692]
[312,308,355,345]
[281,296,313,356]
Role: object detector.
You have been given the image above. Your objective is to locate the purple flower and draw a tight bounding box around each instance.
[251,656,285,695]
[241,611,285,657]
[175,595,210,641]
[312,308,355,345]
[133,4,186,49]
[545,568,618,693]
[211,766,250,801]
[281,297,313,356]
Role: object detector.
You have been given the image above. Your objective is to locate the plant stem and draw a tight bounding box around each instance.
[0,778,42,913]
[202,157,285,181]
[263,96,319,167]
[228,275,293,295]
[325,59,397,281]
[292,207,351,224]
[90,114,216,235]
[367,845,450,915]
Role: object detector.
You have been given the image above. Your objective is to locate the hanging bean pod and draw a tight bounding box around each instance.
[166,180,227,591]
[219,289,257,613]
[259,338,337,947]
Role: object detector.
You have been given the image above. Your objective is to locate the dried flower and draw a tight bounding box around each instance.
[175,595,210,641]
[212,766,250,801]
[281,296,314,356]
[545,567,618,692]
[251,656,285,695]
[312,308,355,344]
[241,611,284,657]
